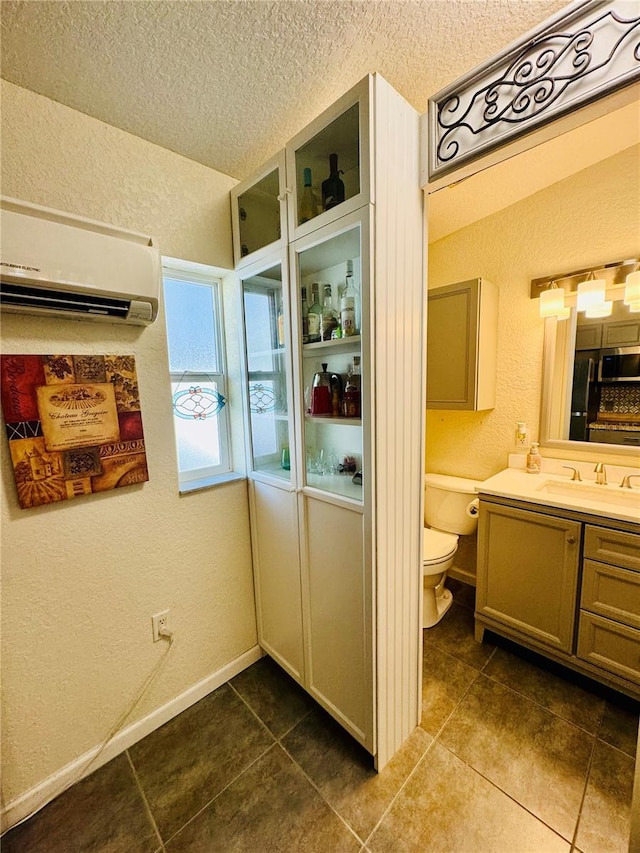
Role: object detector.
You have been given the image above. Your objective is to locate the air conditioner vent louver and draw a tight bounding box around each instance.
[0,282,131,318]
[0,196,161,325]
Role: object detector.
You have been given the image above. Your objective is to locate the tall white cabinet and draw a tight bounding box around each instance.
[232,74,424,767]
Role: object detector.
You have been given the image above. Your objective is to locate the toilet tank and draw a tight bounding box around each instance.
[424,473,483,536]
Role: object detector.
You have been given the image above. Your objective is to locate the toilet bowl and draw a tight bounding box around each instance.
[423,473,483,628]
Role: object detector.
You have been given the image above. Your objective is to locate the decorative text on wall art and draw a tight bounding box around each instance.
[1,354,149,509]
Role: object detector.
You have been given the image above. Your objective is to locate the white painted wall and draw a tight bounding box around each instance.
[427,144,640,482]
[0,81,258,821]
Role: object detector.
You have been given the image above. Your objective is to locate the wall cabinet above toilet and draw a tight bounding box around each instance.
[426,277,498,411]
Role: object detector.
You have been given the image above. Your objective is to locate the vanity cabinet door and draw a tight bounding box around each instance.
[476,502,581,652]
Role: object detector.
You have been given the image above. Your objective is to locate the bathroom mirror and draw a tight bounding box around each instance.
[428,84,640,460]
[540,295,640,456]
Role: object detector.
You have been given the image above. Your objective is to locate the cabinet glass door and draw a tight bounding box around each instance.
[231,153,286,267]
[241,259,293,481]
[292,213,366,503]
[287,77,370,240]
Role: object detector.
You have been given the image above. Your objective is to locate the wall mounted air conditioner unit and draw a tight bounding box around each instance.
[0,197,161,325]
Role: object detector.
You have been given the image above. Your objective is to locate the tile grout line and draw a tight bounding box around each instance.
[360,735,438,848]
[227,682,364,846]
[276,738,366,848]
[144,682,282,849]
[424,634,594,848]
[569,697,607,850]
[438,737,575,849]
[160,741,283,849]
[125,749,166,853]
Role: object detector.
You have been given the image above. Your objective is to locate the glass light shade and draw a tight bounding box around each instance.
[539,286,566,318]
[628,300,640,313]
[585,300,613,318]
[624,270,640,304]
[577,278,606,311]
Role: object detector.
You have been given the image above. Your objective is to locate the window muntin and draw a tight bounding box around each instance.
[163,266,231,485]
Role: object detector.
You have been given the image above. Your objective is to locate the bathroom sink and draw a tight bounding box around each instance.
[536,480,640,509]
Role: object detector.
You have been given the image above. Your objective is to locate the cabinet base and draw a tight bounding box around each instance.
[474,614,640,702]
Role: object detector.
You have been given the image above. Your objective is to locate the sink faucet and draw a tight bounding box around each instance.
[594,463,607,485]
[620,473,640,489]
[562,466,582,481]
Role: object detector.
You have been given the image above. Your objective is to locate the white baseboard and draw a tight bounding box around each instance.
[1,644,263,834]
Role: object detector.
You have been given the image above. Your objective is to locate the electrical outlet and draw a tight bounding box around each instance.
[151,609,171,642]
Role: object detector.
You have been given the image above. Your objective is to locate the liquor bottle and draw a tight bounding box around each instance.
[321,284,338,341]
[307,282,322,343]
[299,167,320,224]
[300,286,310,344]
[340,259,357,337]
[342,356,361,418]
[322,153,345,211]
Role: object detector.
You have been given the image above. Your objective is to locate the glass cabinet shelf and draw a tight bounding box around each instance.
[302,336,361,355]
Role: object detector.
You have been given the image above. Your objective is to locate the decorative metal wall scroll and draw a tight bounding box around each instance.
[428,0,640,181]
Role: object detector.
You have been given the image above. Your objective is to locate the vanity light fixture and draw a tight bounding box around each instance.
[576,274,606,312]
[531,258,640,312]
[539,281,570,319]
[624,266,640,305]
[585,300,613,318]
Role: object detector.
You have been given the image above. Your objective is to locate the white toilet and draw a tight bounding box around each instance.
[423,473,482,628]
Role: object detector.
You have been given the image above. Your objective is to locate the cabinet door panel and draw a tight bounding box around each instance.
[302,495,372,749]
[249,481,304,681]
[476,503,580,652]
[582,560,640,629]
[584,526,640,572]
[577,613,640,685]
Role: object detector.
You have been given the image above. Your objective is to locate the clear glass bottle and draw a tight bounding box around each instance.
[340,260,357,337]
[342,356,361,418]
[307,282,322,343]
[322,153,345,211]
[299,167,320,224]
[300,286,310,344]
[321,284,338,341]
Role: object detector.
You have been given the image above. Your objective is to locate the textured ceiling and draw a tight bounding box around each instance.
[0,0,569,181]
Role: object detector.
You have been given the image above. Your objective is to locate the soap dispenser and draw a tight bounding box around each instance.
[526,442,541,474]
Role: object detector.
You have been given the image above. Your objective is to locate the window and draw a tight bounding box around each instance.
[163,262,231,488]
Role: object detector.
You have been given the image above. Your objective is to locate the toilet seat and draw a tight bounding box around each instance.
[423,527,458,566]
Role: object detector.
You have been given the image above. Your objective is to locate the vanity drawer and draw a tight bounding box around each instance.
[584,526,640,572]
[577,612,640,685]
[581,560,640,629]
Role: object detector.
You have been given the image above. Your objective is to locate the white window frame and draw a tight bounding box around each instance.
[163,260,232,490]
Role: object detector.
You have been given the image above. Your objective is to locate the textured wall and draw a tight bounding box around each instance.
[1,82,257,809]
[1,80,235,269]
[427,145,640,482]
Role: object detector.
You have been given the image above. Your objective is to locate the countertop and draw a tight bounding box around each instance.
[477,456,640,525]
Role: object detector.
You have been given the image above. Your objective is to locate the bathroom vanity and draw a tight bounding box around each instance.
[475,461,640,700]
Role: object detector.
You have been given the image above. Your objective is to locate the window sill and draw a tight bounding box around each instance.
[178,472,246,495]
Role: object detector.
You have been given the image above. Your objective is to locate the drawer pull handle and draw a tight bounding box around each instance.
[567,536,576,545]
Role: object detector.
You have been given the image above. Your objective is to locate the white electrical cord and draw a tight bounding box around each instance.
[2,634,174,836]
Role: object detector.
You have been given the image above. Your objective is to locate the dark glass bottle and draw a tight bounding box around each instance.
[322,153,345,211]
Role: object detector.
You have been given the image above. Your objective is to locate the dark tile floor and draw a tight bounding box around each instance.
[4,579,638,852]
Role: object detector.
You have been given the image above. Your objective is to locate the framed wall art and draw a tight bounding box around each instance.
[1,354,149,509]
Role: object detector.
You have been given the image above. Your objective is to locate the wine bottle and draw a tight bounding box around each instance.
[300,286,310,344]
[321,284,338,341]
[299,167,320,224]
[322,153,345,211]
[307,283,322,343]
[340,259,357,337]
